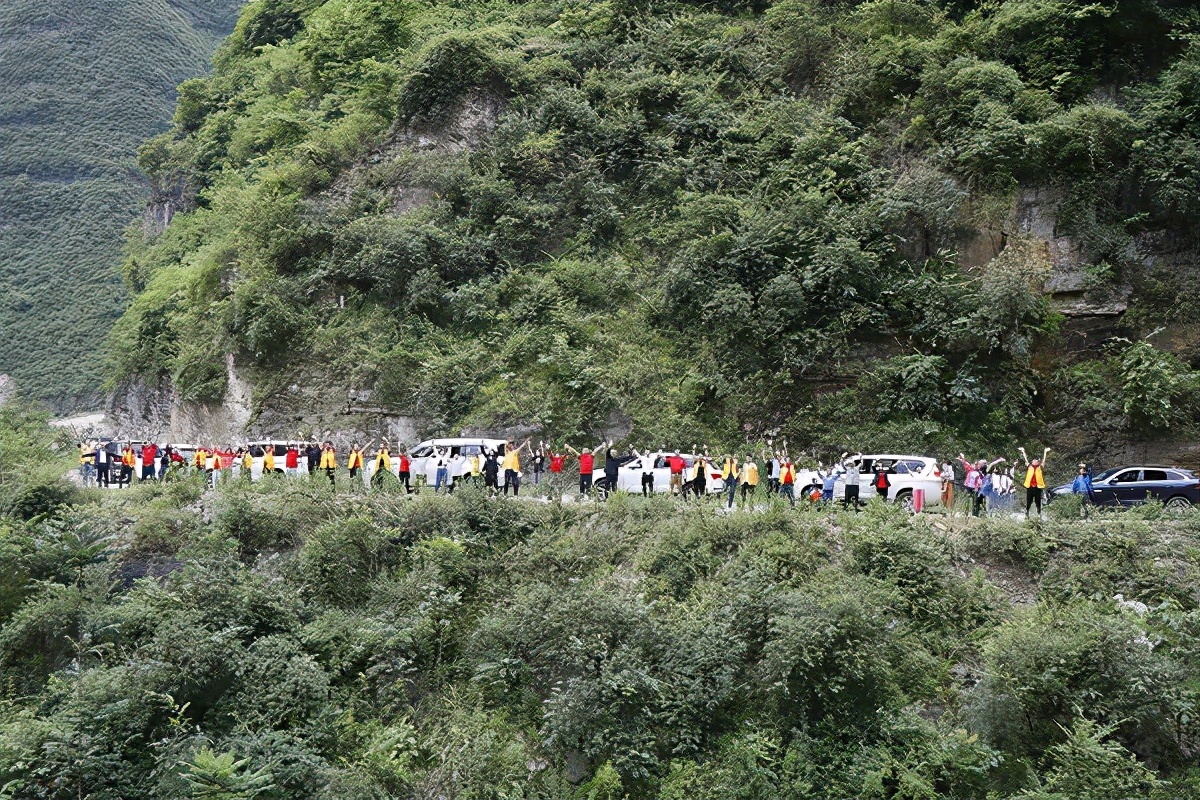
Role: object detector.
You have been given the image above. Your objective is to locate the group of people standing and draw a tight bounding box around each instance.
[79,435,1075,519]
[944,446,1054,518]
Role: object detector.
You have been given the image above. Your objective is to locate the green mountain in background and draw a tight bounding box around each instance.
[109,0,1200,456]
[0,0,243,412]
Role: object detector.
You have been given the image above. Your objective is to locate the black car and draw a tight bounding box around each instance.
[1051,466,1200,509]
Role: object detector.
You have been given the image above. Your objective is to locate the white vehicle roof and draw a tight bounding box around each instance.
[414,438,507,447]
[848,454,935,462]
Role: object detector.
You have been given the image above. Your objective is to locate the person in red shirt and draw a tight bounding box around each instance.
[667,453,686,496]
[285,444,300,477]
[546,445,570,500]
[141,442,158,481]
[565,442,605,499]
[397,448,412,494]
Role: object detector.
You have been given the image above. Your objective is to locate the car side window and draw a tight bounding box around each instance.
[1142,469,1169,481]
[411,446,433,457]
[1167,470,1188,481]
[1112,470,1141,483]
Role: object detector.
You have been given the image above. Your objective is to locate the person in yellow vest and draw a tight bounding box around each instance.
[469,451,482,485]
[319,441,337,486]
[372,442,392,488]
[240,448,252,480]
[502,439,532,496]
[347,444,365,483]
[79,443,95,486]
[193,447,207,475]
[739,455,759,507]
[721,454,739,509]
[262,446,275,476]
[1019,446,1050,519]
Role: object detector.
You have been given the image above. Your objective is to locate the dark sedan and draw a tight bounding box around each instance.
[1051,466,1200,509]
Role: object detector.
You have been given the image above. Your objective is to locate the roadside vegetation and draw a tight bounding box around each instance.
[2,408,1199,798]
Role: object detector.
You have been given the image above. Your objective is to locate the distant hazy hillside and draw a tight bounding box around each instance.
[0,0,242,411]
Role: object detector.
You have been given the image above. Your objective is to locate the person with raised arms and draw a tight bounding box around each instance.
[564,441,605,499]
[1019,446,1051,519]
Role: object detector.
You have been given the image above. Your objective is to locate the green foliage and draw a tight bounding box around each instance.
[0,0,242,411]
[95,0,1200,445]
[1,396,1199,797]
[180,748,276,799]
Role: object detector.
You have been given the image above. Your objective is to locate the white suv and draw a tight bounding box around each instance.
[594,452,726,494]
[795,454,942,507]
[409,438,508,484]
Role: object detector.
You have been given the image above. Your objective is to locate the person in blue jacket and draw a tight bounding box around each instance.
[1071,463,1094,517]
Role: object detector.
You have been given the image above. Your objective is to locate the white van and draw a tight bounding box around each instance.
[246,440,313,480]
[408,438,508,485]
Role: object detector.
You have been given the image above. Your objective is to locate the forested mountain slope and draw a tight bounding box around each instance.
[0,0,243,411]
[111,0,1200,456]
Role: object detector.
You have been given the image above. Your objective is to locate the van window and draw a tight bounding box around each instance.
[410,446,433,458]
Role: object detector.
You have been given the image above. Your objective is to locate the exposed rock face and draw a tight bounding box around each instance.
[108,354,422,448]
[0,373,14,407]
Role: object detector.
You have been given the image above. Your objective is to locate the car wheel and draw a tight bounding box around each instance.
[895,489,914,512]
[1164,496,1192,510]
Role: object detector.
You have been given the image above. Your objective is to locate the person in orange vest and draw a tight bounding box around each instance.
[319,441,337,485]
[193,447,208,475]
[779,454,797,507]
[347,443,365,482]
[1019,446,1050,519]
[121,444,136,487]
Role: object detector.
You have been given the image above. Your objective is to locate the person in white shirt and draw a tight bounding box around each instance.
[941,459,956,509]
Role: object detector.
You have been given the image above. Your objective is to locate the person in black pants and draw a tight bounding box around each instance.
[95,445,110,488]
[872,465,891,502]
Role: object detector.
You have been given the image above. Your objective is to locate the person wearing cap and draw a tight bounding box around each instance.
[1019,446,1050,519]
